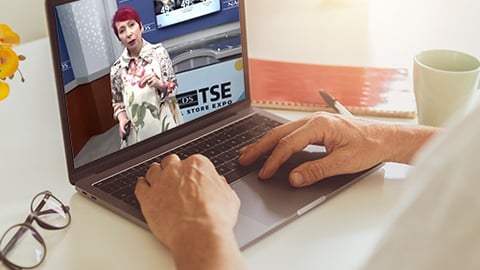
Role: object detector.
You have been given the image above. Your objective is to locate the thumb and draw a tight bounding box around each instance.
[289,154,347,187]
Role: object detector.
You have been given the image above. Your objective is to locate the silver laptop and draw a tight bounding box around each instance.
[45,0,381,248]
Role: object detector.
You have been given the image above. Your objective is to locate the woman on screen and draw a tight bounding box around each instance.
[110,6,183,148]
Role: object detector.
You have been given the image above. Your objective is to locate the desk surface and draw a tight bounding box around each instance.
[1,0,479,269]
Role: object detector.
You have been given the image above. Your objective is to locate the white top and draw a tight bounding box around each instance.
[363,101,480,270]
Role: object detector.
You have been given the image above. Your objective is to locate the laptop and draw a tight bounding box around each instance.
[45,0,381,248]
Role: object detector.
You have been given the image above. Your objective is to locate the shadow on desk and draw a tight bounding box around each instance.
[62,193,176,269]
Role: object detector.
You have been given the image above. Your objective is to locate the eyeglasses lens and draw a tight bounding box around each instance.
[0,224,46,269]
[31,192,70,229]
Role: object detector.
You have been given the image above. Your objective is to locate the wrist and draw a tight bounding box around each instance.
[169,222,234,253]
[384,123,439,164]
[169,222,244,270]
[161,80,174,92]
[117,111,128,122]
[113,105,126,120]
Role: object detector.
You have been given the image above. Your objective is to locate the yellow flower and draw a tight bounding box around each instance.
[0,47,19,78]
[0,81,9,101]
[0,24,25,101]
[0,24,20,48]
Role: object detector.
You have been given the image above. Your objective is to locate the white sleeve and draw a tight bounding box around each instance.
[362,105,480,270]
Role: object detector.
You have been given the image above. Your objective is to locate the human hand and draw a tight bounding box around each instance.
[135,154,241,251]
[140,72,159,89]
[117,112,130,138]
[238,112,393,187]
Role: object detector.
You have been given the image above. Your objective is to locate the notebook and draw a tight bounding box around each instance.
[45,0,382,249]
[250,58,417,119]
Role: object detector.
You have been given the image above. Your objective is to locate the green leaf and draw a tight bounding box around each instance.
[161,115,171,132]
[137,119,145,129]
[128,92,135,106]
[131,103,139,118]
[137,104,146,124]
[145,102,159,118]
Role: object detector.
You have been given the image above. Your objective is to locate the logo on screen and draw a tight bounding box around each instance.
[176,90,199,109]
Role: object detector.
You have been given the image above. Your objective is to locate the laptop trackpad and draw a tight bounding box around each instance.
[232,145,364,226]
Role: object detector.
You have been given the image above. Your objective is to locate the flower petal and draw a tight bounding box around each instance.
[0,48,19,78]
[0,24,20,48]
[0,81,9,101]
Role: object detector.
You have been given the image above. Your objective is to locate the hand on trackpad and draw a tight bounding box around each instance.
[275,144,327,173]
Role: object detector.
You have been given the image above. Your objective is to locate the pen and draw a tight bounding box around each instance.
[318,90,354,117]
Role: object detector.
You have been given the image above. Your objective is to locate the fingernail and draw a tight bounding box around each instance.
[238,146,248,154]
[291,172,305,186]
[258,167,266,179]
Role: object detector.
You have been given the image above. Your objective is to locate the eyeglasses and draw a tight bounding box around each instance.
[0,191,71,270]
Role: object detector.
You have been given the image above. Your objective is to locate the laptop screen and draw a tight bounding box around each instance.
[48,0,247,172]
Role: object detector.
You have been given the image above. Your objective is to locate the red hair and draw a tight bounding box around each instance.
[112,6,142,38]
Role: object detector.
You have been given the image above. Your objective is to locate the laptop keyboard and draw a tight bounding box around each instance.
[93,114,282,210]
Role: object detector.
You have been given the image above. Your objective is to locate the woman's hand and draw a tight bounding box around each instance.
[117,111,130,138]
[140,72,160,89]
[140,72,174,96]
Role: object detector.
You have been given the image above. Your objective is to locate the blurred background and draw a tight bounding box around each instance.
[4,0,479,69]
[0,0,47,43]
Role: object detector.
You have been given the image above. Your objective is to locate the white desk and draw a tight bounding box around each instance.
[1,0,479,269]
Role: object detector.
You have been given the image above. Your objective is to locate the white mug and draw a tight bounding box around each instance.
[413,49,480,126]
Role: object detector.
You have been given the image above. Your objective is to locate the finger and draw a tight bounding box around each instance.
[219,175,228,184]
[147,161,161,171]
[140,76,149,86]
[238,120,306,166]
[289,150,356,187]
[147,74,156,86]
[161,154,181,168]
[258,120,324,179]
[289,159,330,187]
[135,176,150,202]
[184,154,217,175]
[141,162,160,186]
[141,74,154,86]
[183,154,223,186]
[143,155,180,185]
[118,123,126,137]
